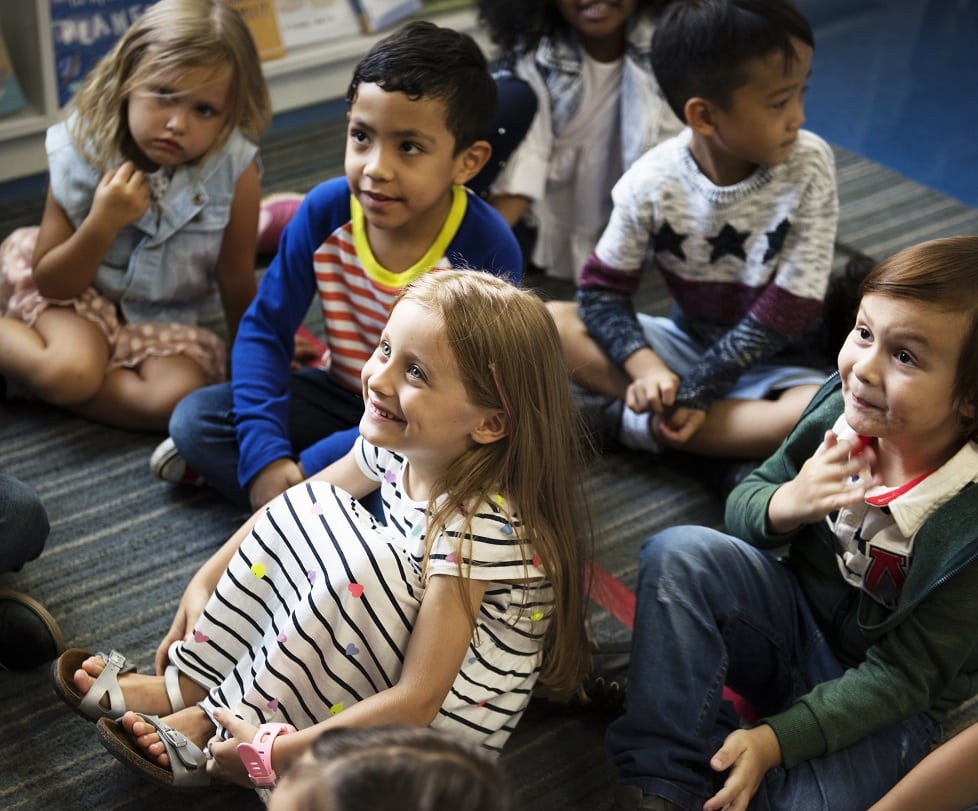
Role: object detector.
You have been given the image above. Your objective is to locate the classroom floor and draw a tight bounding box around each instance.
[798,0,978,208]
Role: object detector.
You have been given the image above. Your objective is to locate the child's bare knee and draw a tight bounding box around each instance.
[547,299,580,331]
[31,356,104,404]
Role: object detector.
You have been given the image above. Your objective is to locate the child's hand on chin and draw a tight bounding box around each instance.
[768,430,879,533]
[800,430,879,513]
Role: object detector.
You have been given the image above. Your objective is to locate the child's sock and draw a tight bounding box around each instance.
[615,405,661,453]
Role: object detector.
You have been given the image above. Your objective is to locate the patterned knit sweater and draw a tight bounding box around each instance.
[578,128,838,410]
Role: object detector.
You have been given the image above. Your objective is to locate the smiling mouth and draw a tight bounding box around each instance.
[847,389,879,411]
[369,400,402,422]
[580,1,617,12]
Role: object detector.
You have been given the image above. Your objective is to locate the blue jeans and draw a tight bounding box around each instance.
[169,367,363,512]
[0,472,49,573]
[605,526,938,811]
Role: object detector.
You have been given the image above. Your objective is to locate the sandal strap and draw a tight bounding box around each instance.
[138,713,210,787]
[78,650,131,719]
[163,665,186,713]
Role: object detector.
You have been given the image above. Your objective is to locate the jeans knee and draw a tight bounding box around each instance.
[168,387,197,444]
[640,525,728,567]
[0,476,49,571]
[170,383,228,448]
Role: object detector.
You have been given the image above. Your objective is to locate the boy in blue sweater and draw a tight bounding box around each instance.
[150,21,522,513]
[609,236,978,810]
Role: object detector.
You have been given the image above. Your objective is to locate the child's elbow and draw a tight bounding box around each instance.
[394,680,451,726]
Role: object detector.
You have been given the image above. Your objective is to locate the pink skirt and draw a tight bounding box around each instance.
[0,227,226,384]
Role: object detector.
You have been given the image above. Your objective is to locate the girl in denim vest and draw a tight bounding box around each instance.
[0,0,271,430]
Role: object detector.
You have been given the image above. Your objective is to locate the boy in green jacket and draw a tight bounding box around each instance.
[607,235,978,811]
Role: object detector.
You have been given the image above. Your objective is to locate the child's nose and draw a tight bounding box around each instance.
[364,146,393,179]
[852,351,880,383]
[166,108,187,133]
[789,97,805,131]
[364,359,393,394]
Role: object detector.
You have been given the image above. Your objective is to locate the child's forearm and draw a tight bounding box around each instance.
[268,684,442,777]
[33,217,118,298]
[765,480,806,535]
[489,193,531,227]
[869,724,978,811]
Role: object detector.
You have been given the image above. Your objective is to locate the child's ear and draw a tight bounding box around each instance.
[684,97,717,136]
[471,410,509,445]
[453,140,492,185]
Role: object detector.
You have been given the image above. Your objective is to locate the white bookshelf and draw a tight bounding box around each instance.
[0,3,481,184]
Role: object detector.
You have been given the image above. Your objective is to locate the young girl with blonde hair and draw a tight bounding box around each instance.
[0,0,271,430]
[54,270,592,791]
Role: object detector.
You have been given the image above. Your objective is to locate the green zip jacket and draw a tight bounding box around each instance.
[725,373,978,769]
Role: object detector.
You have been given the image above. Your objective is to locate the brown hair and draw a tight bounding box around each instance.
[69,0,271,173]
[394,270,593,701]
[861,235,978,441]
[272,725,514,811]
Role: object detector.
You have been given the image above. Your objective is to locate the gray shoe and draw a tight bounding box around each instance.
[612,784,684,811]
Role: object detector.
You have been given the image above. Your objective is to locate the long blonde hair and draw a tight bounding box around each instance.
[68,0,271,174]
[395,270,593,701]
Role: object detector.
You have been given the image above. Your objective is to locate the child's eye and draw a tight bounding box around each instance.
[406,364,426,381]
[349,129,368,145]
[399,141,422,155]
[895,349,917,366]
[194,104,219,118]
[855,326,872,342]
[379,339,391,358]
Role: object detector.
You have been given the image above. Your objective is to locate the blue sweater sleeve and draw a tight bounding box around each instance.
[232,177,350,489]
[450,190,523,285]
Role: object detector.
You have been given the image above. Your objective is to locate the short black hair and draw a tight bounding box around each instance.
[346,20,497,153]
[651,0,814,122]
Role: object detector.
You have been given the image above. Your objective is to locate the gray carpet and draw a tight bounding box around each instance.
[2,112,977,810]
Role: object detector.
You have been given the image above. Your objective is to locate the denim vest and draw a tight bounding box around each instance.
[45,118,259,326]
[532,14,680,171]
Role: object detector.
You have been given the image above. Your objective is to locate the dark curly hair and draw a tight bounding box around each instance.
[346,20,496,153]
[476,0,668,61]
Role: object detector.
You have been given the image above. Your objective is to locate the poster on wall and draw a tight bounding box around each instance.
[49,0,150,107]
[225,0,286,60]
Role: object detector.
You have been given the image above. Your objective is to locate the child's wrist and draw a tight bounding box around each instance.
[236,722,297,787]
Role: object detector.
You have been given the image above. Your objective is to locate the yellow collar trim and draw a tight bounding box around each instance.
[350,185,468,288]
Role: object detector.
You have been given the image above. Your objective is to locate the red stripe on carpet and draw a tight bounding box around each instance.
[587,562,636,629]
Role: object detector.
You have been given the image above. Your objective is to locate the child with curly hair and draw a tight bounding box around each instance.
[472,0,682,279]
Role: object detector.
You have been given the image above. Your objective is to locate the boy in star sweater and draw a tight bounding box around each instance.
[550,0,837,464]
